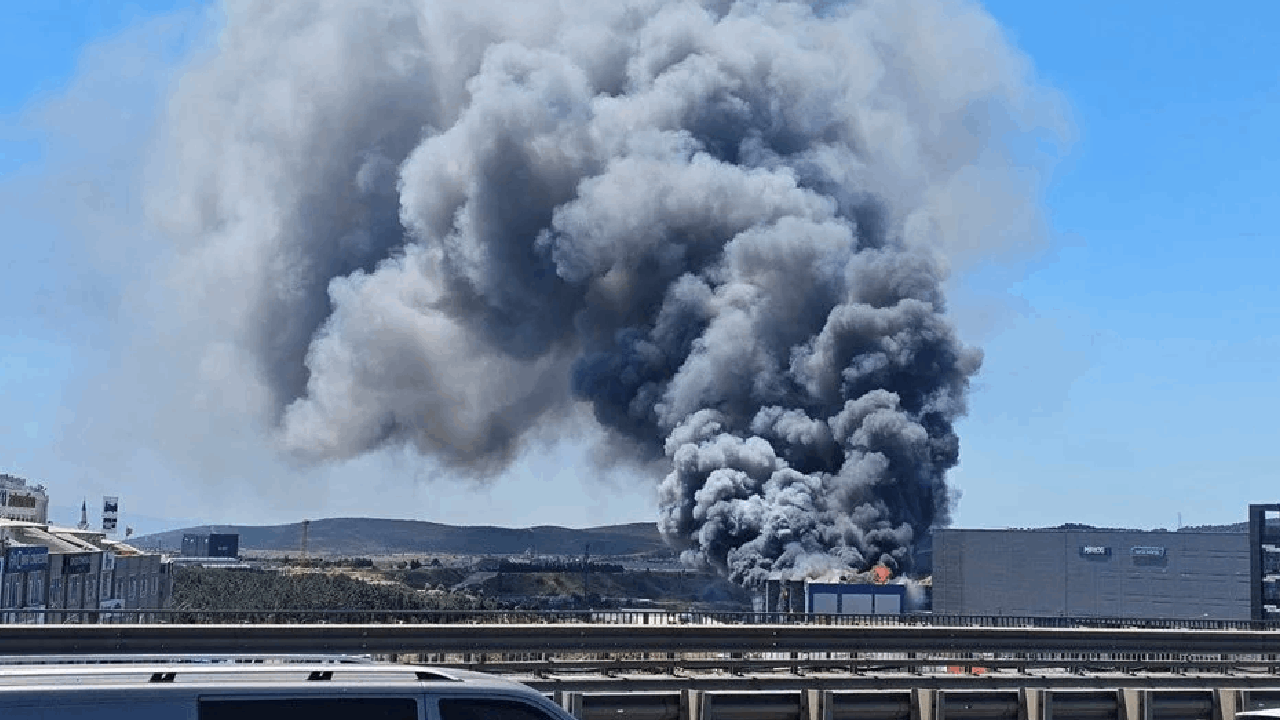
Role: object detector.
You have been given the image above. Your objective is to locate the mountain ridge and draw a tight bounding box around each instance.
[133,517,670,557]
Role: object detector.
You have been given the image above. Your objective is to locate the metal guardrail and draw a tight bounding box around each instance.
[437,656,1280,675]
[7,608,1280,630]
[2,623,1280,656]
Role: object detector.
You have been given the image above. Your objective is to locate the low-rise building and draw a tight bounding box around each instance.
[0,542,49,623]
[0,474,49,524]
[0,519,170,623]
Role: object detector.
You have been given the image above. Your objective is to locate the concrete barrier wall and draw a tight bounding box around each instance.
[1043,690,1122,720]
[560,691,683,720]
[936,690,1022,720]
[701,691,805,720]
[553,688,1270,720]
[1142,690,1215,720]
[824,690,913,720]
[1243,691,1280,714]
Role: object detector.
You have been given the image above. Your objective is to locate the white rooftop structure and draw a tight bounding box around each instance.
[0,475,48,525]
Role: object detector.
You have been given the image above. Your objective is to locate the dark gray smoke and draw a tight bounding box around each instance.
[150,0,1060,584]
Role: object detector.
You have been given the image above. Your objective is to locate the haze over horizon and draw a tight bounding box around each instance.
[2,0,1278,546]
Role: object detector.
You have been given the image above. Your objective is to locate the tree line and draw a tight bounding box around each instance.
[169,566,503,622]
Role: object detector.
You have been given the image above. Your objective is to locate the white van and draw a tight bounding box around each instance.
[0,655,574,720]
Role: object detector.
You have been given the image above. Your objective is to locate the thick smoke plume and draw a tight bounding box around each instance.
[151,0,1057,584]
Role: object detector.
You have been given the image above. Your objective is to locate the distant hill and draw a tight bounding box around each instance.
[1178,521,1252,533]
[1018,522,1253,534]
[133,518,670,557]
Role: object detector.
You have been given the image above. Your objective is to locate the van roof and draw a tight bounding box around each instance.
[0,655,530,693]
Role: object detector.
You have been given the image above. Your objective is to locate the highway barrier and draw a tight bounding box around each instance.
[550,681,1280,717]
[2,623,1280,657]
[549,688,1278,720]
[9,608,1280,631]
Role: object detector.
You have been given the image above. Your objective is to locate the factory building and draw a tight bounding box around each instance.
[934,527,1251,620]
[754,578,908,615]
[808,582,907,614]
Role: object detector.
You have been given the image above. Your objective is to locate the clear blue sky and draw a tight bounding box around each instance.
[1,1,1277,532]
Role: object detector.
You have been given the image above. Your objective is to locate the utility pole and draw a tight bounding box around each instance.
[581,543,590,606]
[300,519,310,568]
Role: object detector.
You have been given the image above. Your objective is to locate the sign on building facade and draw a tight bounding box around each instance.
[102,496,118,532]
[63,554,93,574]
[1131,546,1167,557]
[5,546,49,572]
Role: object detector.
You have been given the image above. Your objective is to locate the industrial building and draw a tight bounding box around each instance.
[933,525,1256,620]
[180,532,240,559]
[754,578,908,615]
[1250,503,1280,621]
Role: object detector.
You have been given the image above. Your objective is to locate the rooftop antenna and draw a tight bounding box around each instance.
[1177,512,1183,530]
